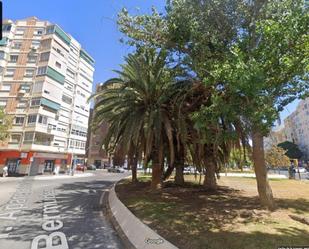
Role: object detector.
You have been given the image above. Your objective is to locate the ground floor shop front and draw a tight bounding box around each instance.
[0,151,77,176]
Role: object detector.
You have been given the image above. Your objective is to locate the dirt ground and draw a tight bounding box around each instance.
[116,176,309,249]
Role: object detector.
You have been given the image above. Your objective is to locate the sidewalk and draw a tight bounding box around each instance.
[34,172,94,180]
[219,172,288,179]
[0,176,24,182]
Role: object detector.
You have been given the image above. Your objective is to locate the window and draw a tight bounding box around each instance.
[16,28,26,34]
[32,81,43,93]
[27,55,37,63]
[38,115,48,124]
[27,115,37,124]
[12,42,22,49]
[17,101,27,108]
[31,98,41,107]
[53,47,64,57]
[24,69,35,77]
[46,25,55,34]
[5,68,15,76]
[20,84,31,93]
[24,132,34,141]
[31,40,40,49]
[0,51,5,59]
[14,117,24,125]
[10,55,18,62]
[55,61,61,69]
[48,124,56,130]
[40,52,50,62]
[75,141,80,148]
[36,29,44,35]
[1,84,11,91]
[37,66,47,75]
[0,100,7,107]
[62,95,72,104]
[41,39,51,50]
[3,24,12,32]
[65,84,73,91]
[66,69,75,78]
[10,134,21,143]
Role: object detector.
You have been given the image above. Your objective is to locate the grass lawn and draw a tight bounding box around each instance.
[115,175,309,249]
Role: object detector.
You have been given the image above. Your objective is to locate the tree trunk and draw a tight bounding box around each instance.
[151,163,162,189]
[252,130,276,210]
[175,164,184,185]
[131,158,138,183]
[203,160,217,190]
[163,163,174,180]
[150,148,163,189]
[174,145,185,185]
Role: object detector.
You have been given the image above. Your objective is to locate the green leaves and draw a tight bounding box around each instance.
[0,107,12,141]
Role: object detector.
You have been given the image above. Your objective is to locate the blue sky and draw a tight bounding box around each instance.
[3,0,298,121]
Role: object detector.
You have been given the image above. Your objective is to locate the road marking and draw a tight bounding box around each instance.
[5,227,13,232]
[0,233,19,239]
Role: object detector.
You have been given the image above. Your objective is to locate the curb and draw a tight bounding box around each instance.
[100,186,135,249]
[106,180,179,249]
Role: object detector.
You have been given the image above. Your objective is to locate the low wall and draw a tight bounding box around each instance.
[108,184,178,249]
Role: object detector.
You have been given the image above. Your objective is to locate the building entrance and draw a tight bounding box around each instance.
[6,159,20,176]
[44,160,55,173]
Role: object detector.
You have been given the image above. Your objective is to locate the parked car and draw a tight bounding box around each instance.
[293,167,307,173]
[183,166,195,175]
[87,164,97,170]
[76,165,87,171]
[108,166,125,173]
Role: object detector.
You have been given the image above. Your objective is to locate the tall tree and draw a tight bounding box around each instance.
[265,145,291,168]
[92,50,177,189]
[118,0,309,209]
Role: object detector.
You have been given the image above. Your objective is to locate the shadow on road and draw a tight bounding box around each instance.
[4,179,124,249]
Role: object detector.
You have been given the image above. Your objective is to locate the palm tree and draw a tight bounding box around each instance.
[91,49,177,189]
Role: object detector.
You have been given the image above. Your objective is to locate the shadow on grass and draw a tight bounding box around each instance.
[116,180,309,249]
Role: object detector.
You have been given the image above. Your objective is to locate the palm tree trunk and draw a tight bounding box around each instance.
[131,157,138,183]
[175,164,184,185]
[203,160,217,190]
[151,152,163,189]
[252,130,276,210]
[151,163,162,189]
[163,163,174,180]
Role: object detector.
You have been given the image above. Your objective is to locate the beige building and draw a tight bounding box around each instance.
[265,98,309,159]
[86,108,110,167]
[0,17,94,175]
[264,125,287,150]
[283,98,309,159]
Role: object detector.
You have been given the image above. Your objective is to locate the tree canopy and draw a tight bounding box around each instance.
[265,145,291,168]
[278,141,303,159]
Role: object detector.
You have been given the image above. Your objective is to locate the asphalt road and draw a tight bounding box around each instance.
[0,171,127,249]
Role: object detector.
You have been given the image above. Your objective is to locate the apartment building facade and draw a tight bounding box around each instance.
[86,85,109,168]
[264,98,309,159]
[283,98,309,159]
[0,17,94,175]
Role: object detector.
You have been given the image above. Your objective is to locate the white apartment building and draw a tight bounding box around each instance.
[0,17,94,175]
[283,98,309,159]
[264,98,309,159]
